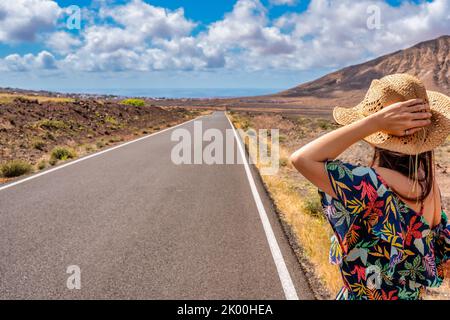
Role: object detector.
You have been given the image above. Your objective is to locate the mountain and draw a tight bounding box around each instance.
[279,35,450,98]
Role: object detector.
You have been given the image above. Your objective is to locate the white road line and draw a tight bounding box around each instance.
[225,112,299,300]
[0,116,203,192]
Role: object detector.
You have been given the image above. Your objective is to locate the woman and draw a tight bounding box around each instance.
[290,74,450,300]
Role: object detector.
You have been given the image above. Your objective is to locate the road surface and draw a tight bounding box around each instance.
[0,112,314,299]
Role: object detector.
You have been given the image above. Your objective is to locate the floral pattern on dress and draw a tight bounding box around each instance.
[319,160,450,300]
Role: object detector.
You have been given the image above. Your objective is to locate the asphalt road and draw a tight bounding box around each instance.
[0,111,314,299]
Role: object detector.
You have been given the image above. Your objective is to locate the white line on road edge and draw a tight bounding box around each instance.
[0,116,204,192]
[225,112,299,300]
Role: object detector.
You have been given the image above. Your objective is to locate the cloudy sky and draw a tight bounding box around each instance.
[0,0,448,95]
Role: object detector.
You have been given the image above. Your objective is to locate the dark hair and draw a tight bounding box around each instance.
[371,147,433,202]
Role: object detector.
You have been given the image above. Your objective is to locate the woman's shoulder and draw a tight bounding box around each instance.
[324,159,384,205]
[325,160,381,189]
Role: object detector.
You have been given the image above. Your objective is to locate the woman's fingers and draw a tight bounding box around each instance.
[408,103,430,113]
[405,127,424,135]
[410,119,432,127]
[401,99,424,108]
[409,112,432,120]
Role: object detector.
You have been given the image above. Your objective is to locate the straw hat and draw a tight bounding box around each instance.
[333,73,450,155]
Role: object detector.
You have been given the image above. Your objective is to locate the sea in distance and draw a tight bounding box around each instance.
[56,88,281,99]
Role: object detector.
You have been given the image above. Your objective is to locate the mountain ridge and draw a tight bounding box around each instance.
[278,35,450,98]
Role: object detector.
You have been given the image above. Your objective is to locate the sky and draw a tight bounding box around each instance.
[0,0,448,96]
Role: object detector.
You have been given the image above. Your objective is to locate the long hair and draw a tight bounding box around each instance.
[371,148,434,202]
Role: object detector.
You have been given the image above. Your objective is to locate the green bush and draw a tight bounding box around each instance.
[105,116,118,125]
[50,147,77,163]
[1,160,33,178]
[84,144,95,152]
[96,141,105,149]
[121,98,145,107]
[32,139,46,151]
[108,136,123,143]
[36,119,67,130]
[38,160,47,170]
[315,118,338,131]
[302,193,323,217]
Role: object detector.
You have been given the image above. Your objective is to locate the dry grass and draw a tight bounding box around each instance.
[229,111,450,300]
[230,112,342,296]
[263,174,342,294]
[0,93,73,104]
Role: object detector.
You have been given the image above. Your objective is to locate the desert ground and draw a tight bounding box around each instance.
[230,111,450,300]
[0,95,204,182]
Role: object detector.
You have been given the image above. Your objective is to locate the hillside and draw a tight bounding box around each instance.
[279,35,450,98]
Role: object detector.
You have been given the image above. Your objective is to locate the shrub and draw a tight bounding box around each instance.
[85,144,95,152]
[50,147,77,163]
[1,160,33,178]
[315,118,338,131]
[96,141,105,149]
[121,98,145,107]
[108,136,123,143]
[105,116,118,125]
[32,139,46,151]
[302,192,323,217]
[279,158,289,167]
[45,131,56,141]
[36,119,67,130]
[38,160,47,170]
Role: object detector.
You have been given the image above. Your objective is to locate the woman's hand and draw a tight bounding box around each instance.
[290,98,432,198]
[370,99,432,136]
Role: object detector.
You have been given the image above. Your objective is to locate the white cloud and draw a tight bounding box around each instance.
[3,51,57,71]
[0,0,61,42]
[0,0,449,74]
[45,31,82,55]
[60,0,202,71]
[99,0,196,39]
[198,0,296,70]
[273,0,450,69]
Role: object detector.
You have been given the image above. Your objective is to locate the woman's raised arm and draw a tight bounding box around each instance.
[289,99,431,197]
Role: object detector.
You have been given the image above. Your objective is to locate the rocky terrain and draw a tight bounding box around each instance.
[0,97,202,180]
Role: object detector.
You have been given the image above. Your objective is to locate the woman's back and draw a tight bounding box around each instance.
[319,160,449,300]
[373,166,443,229]
[290,74,450,300]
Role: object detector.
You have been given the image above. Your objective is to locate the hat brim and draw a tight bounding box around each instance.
[333,91,450,155]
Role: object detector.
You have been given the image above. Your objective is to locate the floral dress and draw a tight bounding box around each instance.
[319,160,450,300]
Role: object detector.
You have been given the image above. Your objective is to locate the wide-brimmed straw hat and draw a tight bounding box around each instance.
[333,73,450,155]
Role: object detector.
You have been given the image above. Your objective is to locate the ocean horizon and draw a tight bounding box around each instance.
[53,87,282,99]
